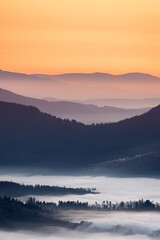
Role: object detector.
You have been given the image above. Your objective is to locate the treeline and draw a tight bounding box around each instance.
[0,196,89,229]
[0,181,97,197]
[90,199,160,211]
[29,198,160,211]
[0,196,159,228]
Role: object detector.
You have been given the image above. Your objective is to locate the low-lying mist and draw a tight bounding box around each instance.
[1,171,160,239]
[0,173,160,204]
[1,211,160,239]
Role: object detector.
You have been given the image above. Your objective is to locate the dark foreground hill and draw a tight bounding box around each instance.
[0,101,160,176]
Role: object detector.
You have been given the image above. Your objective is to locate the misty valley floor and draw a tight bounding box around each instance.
[1,172,160,239]
[1,173,160,204]
[1,211,160,240]
[1,210,160,240]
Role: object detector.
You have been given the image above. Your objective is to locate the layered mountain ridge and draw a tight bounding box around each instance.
[0,88,149,124]
[0,101,160,176]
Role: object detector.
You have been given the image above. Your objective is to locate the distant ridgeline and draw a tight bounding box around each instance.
[0,181,97,197]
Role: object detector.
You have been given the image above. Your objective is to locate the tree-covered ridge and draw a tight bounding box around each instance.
[1,197,160,238]
[0,181,97,197]
[0,196,159,218]
[0,196,89,229]
[0,101,160,176]
[0,196,41,223]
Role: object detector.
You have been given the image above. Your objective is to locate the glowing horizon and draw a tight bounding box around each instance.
[0,0,160,76]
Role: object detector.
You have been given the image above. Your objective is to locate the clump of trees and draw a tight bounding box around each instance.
[94,199,158,211]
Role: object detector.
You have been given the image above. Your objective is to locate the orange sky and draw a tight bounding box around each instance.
[0,0,160,76]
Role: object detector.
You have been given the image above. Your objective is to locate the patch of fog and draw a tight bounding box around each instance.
[0,230,150,240]
[65,210,160,237]
[77,211,160,235]
[1,211,160,239]
[0,174,160,204]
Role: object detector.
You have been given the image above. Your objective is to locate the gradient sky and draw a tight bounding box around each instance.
[0,0,160,76]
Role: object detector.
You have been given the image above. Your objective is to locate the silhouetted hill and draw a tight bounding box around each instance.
[0,88,150,124]
[0,197,83,230]
[0,181,96,197]
[0,102,160,176]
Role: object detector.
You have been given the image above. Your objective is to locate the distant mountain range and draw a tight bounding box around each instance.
[0,88,150,124]
[0,101,160,176]
[1,69,159,82]
[31,72,160,83]
[81,98,160,108]
[0,69,160,99]
[44,97,160,109]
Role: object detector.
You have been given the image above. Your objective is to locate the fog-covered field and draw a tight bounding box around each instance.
[0,174,160,204]
[0,229,152,240]
[1,173,160,239]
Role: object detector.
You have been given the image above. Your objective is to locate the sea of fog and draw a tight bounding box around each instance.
[0,173,160,239]
[0,174,160,204]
